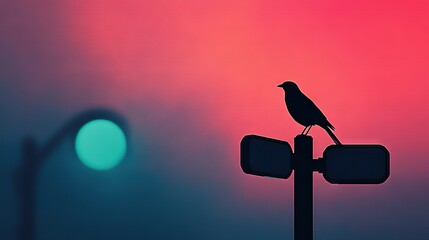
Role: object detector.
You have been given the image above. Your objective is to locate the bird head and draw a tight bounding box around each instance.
[277,81,299,92]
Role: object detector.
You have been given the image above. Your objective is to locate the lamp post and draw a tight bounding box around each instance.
[15,109,128,240]
[241,134,389,240]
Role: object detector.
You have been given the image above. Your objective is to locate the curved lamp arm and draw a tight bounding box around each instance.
[36,108,128,164]
[15,108,128,240]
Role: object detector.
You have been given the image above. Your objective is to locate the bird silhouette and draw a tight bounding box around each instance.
[277,81,342,145]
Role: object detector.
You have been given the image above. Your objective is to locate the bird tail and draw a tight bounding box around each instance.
[323,125,342,145]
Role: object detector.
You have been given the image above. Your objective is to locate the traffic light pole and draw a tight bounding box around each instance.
[293,135,313,240]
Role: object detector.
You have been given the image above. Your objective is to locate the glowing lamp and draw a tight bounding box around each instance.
[75,119,127,170]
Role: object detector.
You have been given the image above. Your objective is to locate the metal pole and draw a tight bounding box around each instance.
[294,135,313,240]
[16,137,39,240]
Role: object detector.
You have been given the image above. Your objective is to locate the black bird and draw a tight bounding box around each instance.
[277,81,342,145]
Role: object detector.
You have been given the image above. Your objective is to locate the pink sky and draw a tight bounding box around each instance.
[54,0,429,201]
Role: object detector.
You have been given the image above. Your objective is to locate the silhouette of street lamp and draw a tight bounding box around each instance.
[15,109,128,240]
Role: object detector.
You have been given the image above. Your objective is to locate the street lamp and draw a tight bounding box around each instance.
[15,108,128,240]
[241,134,390,240]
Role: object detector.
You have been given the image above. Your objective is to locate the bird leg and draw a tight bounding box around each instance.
[301,126,309,135]
[304,125,313,135]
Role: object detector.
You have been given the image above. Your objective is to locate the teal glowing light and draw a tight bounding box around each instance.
[75,119,126,170]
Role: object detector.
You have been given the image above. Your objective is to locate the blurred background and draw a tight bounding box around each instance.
[0,0,428,239]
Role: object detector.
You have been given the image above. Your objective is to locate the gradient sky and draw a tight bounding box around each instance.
[1,0,428,239]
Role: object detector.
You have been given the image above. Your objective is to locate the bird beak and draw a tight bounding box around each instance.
[277,84,282,88]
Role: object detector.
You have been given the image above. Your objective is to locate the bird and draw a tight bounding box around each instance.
[277,81,342,145]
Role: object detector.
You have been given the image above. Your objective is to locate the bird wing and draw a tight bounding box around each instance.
[302,95,336,130]
[299,93,329,125]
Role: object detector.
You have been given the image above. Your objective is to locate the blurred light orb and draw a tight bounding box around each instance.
[75,119,126,170]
